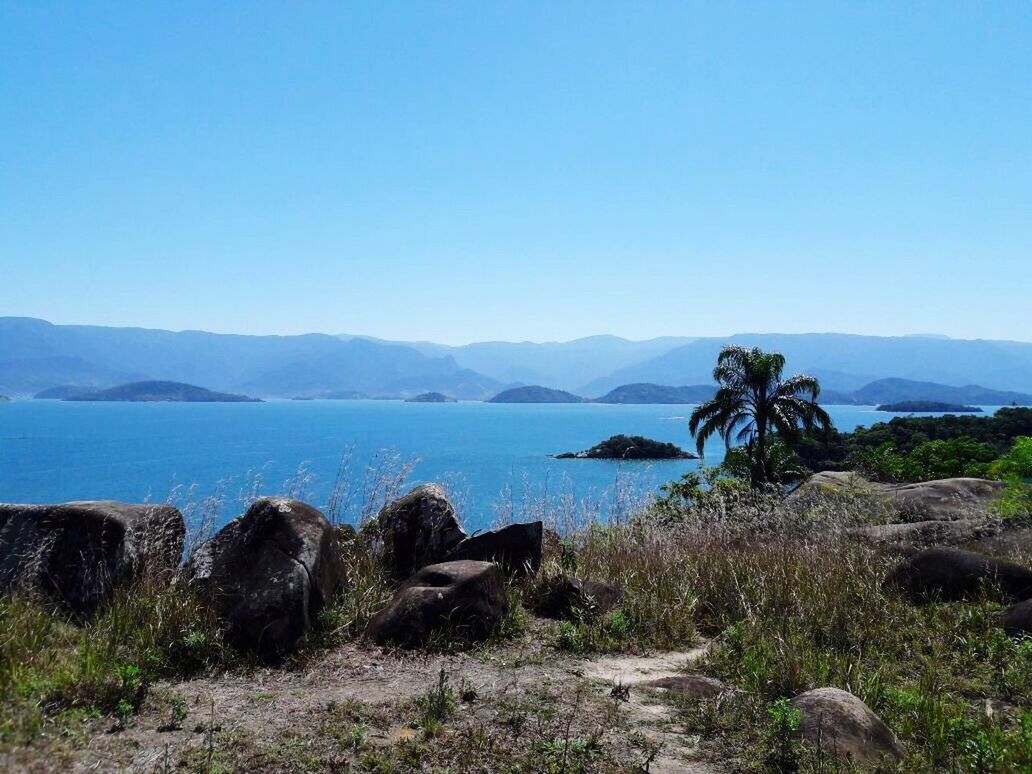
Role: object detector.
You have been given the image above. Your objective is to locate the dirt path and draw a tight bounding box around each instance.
[2,631,727,773]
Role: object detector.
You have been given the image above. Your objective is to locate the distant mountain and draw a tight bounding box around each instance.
[488,386,586,403]
[405,392,457,403]
[848,378,1032,406]
[7,319,1032,404]
[343,334,695,392]
[876,401,981,413]
[0,318,502,399]
[66,381,261,403]
[0,395,9,403]
[580,333,1032,395]
[592,383,716,404]
[34,385,92,399]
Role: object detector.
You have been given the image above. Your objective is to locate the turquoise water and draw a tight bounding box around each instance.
[0,400,997,530]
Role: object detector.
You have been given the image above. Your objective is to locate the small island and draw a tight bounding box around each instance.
[0,395,10,403]
[65,381,262,403]
[876,401,982,413]
[405,392,457,403]
[488,386,586,403]
[291,390,366,400]
[555,434,697,460]
[593,383,716,404]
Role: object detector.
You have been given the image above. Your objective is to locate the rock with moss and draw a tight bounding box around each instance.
[0,501,184,617]
[556,434,696,460]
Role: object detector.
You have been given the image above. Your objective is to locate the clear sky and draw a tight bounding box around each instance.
[1,2,1030,344]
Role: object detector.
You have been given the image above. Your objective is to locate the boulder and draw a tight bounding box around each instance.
[884,547,1032,603]
[0,501,184,617]
[887,478,1004,522]
[444,521,543,577]
[375,484,466,579]
[533,577,625,620]
[790,687,903,764]
[1002,598,1032,636]
[849,519,1001,551]
[184,498,346,657]
[364,560,508,647]
[791,473,1003,522]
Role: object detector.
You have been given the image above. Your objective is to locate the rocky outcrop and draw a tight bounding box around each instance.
[0,501,184,617]
[444,521,543,577]
[184,498,346,657]
[887,478,1005,521]
[792,472,1004,523]
[532,577,625,620]
[374,484,466,580]
[884,547,1032,603]
[790,687,903,764]
[1002,598,1032,636]
[848,519,1001,551]
[365,560,508,647]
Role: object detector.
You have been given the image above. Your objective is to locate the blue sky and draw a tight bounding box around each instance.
[1,2,1030,344]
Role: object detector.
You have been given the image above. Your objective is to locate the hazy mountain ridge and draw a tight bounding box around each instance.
[0,318,501,399]
[4,318,1032,401]
[340,333,696,391]
[580,333,1032,395]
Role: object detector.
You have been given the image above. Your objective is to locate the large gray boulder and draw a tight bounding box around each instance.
[849,519,1001,551]
[375,484,466,579]
[184,498,346,657]
[884,547,1032,603]
[364,560,508,647]
[790,687,903,764]
[792,472,1003,523]
[0,501,184,617]
[887,478,1005,521]
[444,521,543,577]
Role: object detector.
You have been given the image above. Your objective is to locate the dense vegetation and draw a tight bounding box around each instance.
[555,434,695,459]
[797,407,1032,477]
[404,392,457,403]
[876,400,981,413]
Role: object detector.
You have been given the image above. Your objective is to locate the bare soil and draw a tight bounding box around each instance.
[1,622,725,773]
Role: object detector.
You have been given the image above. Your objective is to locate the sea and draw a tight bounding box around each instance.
[0,400,1000,532]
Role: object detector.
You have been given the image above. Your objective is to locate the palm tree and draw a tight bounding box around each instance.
[689,345,831,487]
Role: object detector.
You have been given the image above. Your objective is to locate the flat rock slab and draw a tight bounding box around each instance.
[579,644,711,685]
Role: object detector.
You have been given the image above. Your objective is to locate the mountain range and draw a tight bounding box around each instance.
[2,317,1032,402]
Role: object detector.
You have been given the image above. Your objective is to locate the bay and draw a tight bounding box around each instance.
[0,400,998,531]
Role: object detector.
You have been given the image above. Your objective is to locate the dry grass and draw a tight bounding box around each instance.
[2,463,1031,771]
